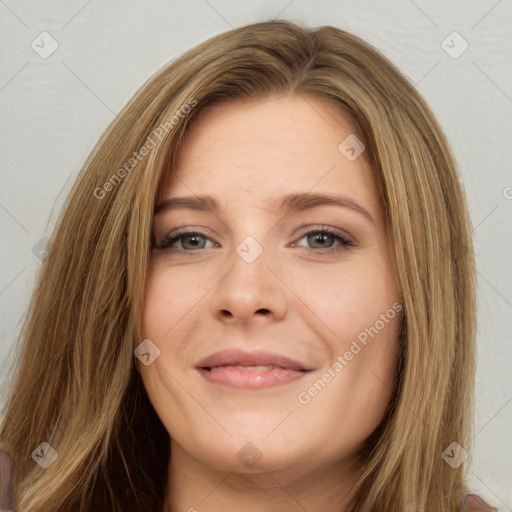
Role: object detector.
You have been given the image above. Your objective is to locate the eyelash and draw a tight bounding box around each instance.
[154,226,355,254]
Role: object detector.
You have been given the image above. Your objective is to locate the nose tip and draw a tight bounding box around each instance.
[209,243,287,324]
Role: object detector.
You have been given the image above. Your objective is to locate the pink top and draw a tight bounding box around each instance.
[461,493,498,511]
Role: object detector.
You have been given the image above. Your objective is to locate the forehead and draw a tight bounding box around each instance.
[162,94,378,214]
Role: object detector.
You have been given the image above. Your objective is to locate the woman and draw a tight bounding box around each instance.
[0,19,496,511]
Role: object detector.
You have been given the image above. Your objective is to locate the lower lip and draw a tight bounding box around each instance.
[196,366,309,389]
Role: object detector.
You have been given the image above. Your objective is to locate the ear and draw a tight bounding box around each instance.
[461,493,498,512]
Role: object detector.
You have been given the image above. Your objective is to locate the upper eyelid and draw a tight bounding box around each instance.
[163,225,349,238]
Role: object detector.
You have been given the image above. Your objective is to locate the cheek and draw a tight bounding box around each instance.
[289,256,397,341]
[139,267,207,427]
[142,265,207,340]
[140,267,205,398]
[291,256,400,410]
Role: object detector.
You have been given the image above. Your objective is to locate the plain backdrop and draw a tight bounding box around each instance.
[0,0,511,508]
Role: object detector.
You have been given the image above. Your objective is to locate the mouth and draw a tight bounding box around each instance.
[195,349,313,390]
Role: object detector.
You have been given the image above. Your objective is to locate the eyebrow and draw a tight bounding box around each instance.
[155,192,375,224]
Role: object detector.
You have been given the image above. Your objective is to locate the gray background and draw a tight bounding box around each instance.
[0,0,511,507]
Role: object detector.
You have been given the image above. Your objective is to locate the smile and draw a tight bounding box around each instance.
[195,348,314,389]
[197,365,310,389]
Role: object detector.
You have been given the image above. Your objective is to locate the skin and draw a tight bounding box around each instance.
[140,94,402,512]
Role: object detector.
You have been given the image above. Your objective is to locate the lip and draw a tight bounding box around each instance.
[195,348,314,390]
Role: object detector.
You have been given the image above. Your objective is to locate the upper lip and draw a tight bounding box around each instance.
[195,348,313,371]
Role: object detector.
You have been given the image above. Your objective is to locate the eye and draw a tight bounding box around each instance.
[154,229,219,251]
[292,227,355,253]
[153,226,355,254]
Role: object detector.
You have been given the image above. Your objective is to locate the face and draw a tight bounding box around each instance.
[140,94,402,476]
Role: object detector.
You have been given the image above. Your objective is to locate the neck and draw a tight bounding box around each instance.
[164,441,359,512]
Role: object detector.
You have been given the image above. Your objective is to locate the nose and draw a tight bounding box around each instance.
[208,241,288,325]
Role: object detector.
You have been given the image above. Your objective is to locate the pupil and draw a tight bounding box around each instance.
[184,235,204,249]
[310,233,332,248]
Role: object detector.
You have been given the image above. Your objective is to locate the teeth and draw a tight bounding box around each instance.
[238,365,276,371]
[206,365,281,371]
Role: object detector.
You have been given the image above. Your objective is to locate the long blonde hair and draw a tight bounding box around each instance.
[0,20,476,511]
